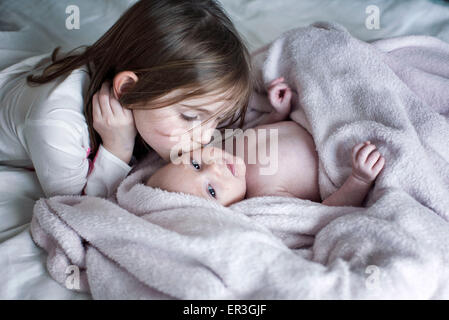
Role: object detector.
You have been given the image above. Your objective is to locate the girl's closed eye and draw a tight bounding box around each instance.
[181,113,200,121]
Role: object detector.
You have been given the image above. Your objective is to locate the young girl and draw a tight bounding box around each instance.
[0,0,252,198]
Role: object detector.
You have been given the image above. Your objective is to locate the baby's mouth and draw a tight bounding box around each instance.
[226,163,236,176]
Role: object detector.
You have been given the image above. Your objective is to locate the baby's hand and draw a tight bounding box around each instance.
[351,141,385,185]
[267,77,292,116]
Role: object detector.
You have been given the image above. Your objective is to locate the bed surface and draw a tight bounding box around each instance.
[1,0,448,299]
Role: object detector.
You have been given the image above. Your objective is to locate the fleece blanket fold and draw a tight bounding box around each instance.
[31,22,449,299]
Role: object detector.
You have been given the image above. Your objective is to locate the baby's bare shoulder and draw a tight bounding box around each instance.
[254,121,312,149]
[254,120,302,132]
[246,121,320,201]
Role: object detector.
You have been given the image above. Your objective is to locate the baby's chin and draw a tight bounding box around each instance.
[224,182,247,206]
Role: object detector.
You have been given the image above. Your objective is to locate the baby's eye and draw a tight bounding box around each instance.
[191,159,200,170]
[181,113,200,121]
[207,184,216,198]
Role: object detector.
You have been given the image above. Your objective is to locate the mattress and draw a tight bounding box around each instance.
[0,0,448,299]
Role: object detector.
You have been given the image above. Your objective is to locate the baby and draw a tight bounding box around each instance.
[146,78,385,207]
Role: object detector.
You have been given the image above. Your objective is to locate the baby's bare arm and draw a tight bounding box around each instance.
[322,141,385,207]
[321,174,374,207]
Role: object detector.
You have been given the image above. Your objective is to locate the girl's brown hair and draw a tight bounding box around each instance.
[27,0,252,160]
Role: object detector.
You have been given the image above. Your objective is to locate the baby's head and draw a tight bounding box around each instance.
[146,147,246,206]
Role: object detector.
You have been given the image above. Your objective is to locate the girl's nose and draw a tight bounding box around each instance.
[191,130,211,146]
[200,128,213,145]
[193,120,218,146]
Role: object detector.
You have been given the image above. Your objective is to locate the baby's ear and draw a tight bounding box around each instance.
[266,77,285,89]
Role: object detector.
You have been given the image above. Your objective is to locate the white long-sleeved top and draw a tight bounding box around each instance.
[0,52,132,198]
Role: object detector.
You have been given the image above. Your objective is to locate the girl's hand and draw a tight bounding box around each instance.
[92,81,137,164]
[351,141,385,185]
[267,77,292,116]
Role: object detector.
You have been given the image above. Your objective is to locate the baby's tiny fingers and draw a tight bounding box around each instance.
[372,156,385,175]
[366,150,381,168]
[352,143,365,163]
[357,144,377,162]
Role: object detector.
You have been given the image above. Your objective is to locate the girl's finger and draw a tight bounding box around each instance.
[123,106,134,120]
[92,92,102,119]
[109,87,125,116]
[99,82,113,117]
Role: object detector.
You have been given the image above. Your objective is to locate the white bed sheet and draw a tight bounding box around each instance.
[0,0,448,299]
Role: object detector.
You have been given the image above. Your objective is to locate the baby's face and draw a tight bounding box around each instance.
[146,147,246,206]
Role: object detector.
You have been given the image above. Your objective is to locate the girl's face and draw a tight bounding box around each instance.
[133,89,232,161]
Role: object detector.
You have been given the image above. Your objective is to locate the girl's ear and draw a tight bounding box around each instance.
[112,71,139,99]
